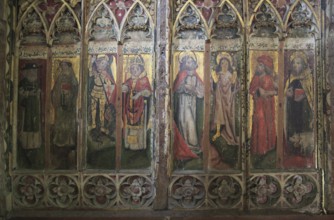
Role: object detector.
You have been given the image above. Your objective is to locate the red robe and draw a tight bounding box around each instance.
[173,70,203,160]
[123,76,152,125]
[249,74,276,155]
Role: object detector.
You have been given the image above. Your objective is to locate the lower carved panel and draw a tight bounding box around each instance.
[169,174,244,210]
[249,175,281,208]
[208,176,242,208]
[82,175,117,208]
[46,175,79,208]
[13,175,45,208]
[283,174,318,208]
[248,172,320,213]
[119,175,155,208]
[12,173,155,210]
[169,176,206,209]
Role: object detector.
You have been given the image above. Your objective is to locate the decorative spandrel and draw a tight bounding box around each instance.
[17,60,46,170]
[283,50,315,168]
[121,54,153,169]
[38,0,63,26]
[172,51,204,171]
[192,0,220,23]
[87,54,117,169]
[269,0,294,20]
[107,0,135,25]
[50,58,79,170]
[248,51,278,169]
[209,52,241,170]
[225,0,243,16]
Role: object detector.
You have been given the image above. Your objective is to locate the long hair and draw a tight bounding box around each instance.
[216,57,233,73]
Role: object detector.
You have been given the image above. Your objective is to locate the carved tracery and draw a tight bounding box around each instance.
[211,2,241,39]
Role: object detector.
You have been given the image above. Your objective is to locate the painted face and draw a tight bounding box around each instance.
[292,57,305,75]
[130,64,143,78]
[60,62,71,74]
[256,62,265,74]
[220,59,229,73]
[25,69,38,82]
[185,57,197,71]
[96,58,109,72]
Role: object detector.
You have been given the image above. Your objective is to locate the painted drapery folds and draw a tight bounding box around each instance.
[173,51,204,170]
[17,60,46,169]
[8,0,326,213]
[249,51,278,169]
[87,53,117,169]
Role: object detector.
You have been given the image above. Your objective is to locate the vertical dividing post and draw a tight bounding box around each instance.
[153,0,170,210]
[203,40,211,172]
[79,0,89,171]
[115,44,123,172]
[277,40,285,169]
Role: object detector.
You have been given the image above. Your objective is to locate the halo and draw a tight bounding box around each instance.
[178,51,197,64]
[96,54,109,61]
[289,51,308,65]
[216,52,233,66]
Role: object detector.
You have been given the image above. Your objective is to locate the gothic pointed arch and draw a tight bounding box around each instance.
[87,2,119,41]
[173,1,209,40]
[210,0,244,39]
[119,1,154,42]
[249,0,283,38]
[17,4,48,45]
[285,0,319,38]
[48,1,81,45]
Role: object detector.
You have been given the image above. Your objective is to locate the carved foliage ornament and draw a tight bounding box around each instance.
[170,176,205,209]
[284,174,317,207]
[211,3,241,39]
[208,176,242,208]
[249,175,281,207]
[119,176,155,207]
[251,2,281,38]
[20,9,46,44]
[83,176,117,208]
[287,1,318,37]
[47,175,79,208]
[121,3,152,41]
[175,4,207,39]
[13,175,45,207]
[51,7,80,44]
[89,5,118,41]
